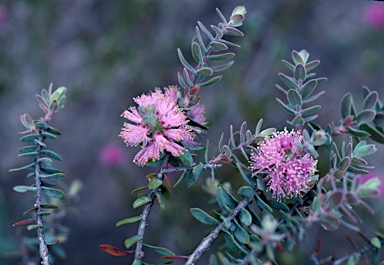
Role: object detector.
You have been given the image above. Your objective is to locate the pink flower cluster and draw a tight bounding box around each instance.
[250,129,317,200]
[99,143,126,167]
[120,86,194,166]
[365,2,384,29]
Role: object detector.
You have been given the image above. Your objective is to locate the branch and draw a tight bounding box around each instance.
[34,118,52,265]
[134,154,170,261]
[185,198,250,265]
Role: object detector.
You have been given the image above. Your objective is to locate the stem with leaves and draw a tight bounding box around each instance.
[185,198,250,265]
[10,84,67,265]
[134,154,169,262]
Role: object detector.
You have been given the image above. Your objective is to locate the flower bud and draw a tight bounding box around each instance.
[230,6,246,27]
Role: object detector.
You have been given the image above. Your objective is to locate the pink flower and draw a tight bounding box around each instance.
[250,129,317,200]
[0,6,7,29]
[365,3,384,29]
[187,103,206,125]
[120,86,194,166]
[99,143,126,166]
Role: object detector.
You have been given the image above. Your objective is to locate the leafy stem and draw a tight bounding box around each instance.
[34,122,51,265]
[185,198,250,265]
[134,154,170,261]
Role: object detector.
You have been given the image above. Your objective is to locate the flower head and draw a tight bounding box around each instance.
[99,143,126,167]
[250,129,317,200]
[120,86,194,166]
[365,3,384,29]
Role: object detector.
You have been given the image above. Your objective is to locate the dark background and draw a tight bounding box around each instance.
[1,1,384,264]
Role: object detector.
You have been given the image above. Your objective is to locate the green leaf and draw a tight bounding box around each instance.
[196,67,213,77]
[143,244,176,256]
[132,196,152,209]
[292,50,304,65]
[373,113,384,127]
[42,187,65,198]
[148,178,162,190]
[18,145,37,153]
[356,109,376,126]
[338,157,350,171]
[27,224,42,231]
[179,151,193,167]
[294,64,306,81]
[40,173,65,180]
[207,52,235,61]
[221,186,238,207]
[348,127,370,138]
[370,236,381,249]
[300,79,317,99]
[353,143,377,157]
[305,60,320,72]
[237,186,254,202]
[211,25,223,38]
[363,91,378,110]
[239,207,252,226]
[160,184,171,200]
[41,167,64,174]
[37,157,53,166]
[223,230,249,254]
[124,235,142,249]
[177,71,187,88]
[173,170,189,188]
[347,253,360,265]
[188,163,203,187]
[46,125,62,135]
[341,93,352,119]
[34,139,46,147]
[20,134,40,142]
[190,208,219,225]
[199,75,222,87]
[40,203,59,209]
[292,115,305,126]
[41,131,58,139]
[40,150,62,161]
[210,41,228,51]
[13,185,37,193]
[255,193,273,213]
[116,216,142,227]
[198,21,214,40]
[18,151,39,157]
[225,27,244,36]
[276,98,296,114]
[301,105,321,116]
[233,221,250,244]
[191,42,203,62]
[154,190,166,212]
[132,259,142,265]
[287,89,302,106]
[216,186,232,213]
[268,200,290,212]
[210,61,234,72]
[177,48,196,74]
[278,73,298,90]
[360,123,384,144]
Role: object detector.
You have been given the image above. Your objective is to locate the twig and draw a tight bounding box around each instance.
[134,154,170,261]
[185,198,250,265]
[160,163,222,174]
[34,120,51,265]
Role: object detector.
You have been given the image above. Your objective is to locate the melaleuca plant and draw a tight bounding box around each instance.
[9,84,67,265]
[98,5,384,265]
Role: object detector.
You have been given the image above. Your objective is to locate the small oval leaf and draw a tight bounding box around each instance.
[190,208,219,225]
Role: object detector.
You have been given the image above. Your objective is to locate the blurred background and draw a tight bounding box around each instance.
[1,0,384,264]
